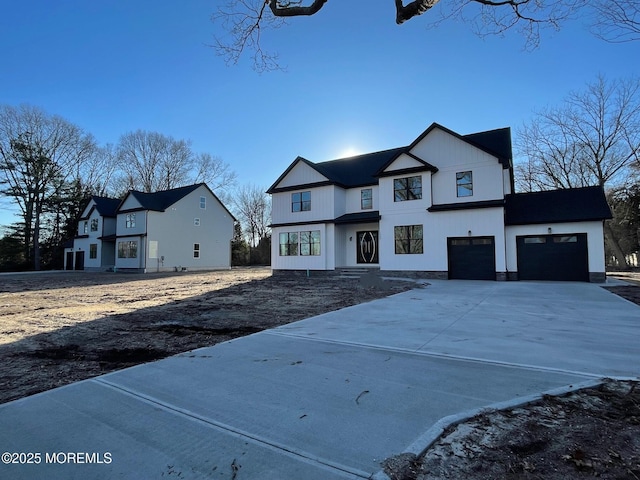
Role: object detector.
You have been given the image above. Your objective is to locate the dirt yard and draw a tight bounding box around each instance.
[0,267,413,404]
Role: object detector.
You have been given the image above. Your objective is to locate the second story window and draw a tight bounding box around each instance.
[292,191,311,212]
[456,171,473,197]
[83,221,88,234]
[361,188,372,210]
[90,218,99,232]
[200,196,206,209]
[125,213,136,228]
[394,176,422,202]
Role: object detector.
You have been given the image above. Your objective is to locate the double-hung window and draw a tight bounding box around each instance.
[394,176,422,202]
[291,191,311,212]
[300,231,321,256]
[279,232,299,256]
[125,213,136,228]
[394,225,423,254]
[456,171,473,197]
[361,188,372,210]
[90,219,99,232]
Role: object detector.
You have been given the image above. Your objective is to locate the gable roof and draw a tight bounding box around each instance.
[268,123,513,193]
[267,148,409,192]
[505,186,612,225]
[406,123,512,168]
[92,196,121,217]
[125,184,203,212]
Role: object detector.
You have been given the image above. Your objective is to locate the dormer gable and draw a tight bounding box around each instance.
[267,157,330,193]
[376,151,438,178]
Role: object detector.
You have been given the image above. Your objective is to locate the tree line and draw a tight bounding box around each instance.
[0,104,270,271]
[1,75,639,272]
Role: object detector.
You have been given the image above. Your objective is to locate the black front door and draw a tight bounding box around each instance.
[74,251,85,271]
[357,231,378,264]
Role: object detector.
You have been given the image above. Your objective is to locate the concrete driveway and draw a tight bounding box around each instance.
[0,280,638,479]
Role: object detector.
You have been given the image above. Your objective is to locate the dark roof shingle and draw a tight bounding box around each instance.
[505,186,612,225]
[129,184,203,211]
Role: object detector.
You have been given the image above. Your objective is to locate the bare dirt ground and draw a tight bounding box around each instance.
[1,268,639,479]
[0,267,413,404]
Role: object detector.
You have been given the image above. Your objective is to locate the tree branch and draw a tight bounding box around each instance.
[268,0,328,17]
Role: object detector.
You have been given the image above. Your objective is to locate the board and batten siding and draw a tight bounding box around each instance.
[275,161,328,188]
[271,185,336,224]
[411,127,506,205]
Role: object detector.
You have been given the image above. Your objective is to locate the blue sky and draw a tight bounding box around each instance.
[1,0,638,228]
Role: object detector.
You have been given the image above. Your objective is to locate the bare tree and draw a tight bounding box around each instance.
[116,130,194,193]
[0,104,96,269]
[515,75,640,267]
[592,0,640,43]
[232,184,271,248]
[213,0,589,70]
[77,143,119,197]
[193,152,238,193]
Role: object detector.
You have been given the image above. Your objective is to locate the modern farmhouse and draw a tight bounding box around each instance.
[65,183,235,273]
[267,123,612,282]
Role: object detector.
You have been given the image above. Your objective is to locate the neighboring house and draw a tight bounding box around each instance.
[267,122,612,282]
[66,183,235,273]
[64,196,120,271]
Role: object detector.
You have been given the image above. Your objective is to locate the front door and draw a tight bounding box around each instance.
[74,251,84,271]
[357,231,378,264]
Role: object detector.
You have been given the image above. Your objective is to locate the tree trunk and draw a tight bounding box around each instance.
[604,221,629,269]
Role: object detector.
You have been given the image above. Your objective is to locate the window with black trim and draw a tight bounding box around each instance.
[394,176,422,202]
[83,221,88,234]
[300,231,321,256]
[394,225,423,254]
[117,241,138,258]
[200,196,206,209]
[90,219,99,232]
[125,213,136,228]
[89,244,97,259]
[456,171,473,197]
[361,188,372,209]
[291,191,311,212]
[279,232,299,256]
[194,243,200,258]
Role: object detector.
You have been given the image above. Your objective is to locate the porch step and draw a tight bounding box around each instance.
[338,267,379,279]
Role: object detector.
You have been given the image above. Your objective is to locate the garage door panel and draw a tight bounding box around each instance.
[517,234,588,282]
[448,237,495,280]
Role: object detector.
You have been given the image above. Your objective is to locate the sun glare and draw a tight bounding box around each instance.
[337,147,362,159]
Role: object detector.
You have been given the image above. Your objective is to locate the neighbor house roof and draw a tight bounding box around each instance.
[504,186,612,225]
[127,184,203,212]
[92,196,121,217]
[121,183,237,220]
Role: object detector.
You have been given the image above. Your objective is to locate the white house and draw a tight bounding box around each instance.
[66,183,235,273]
[267,123,612,282]
[65,196,120,271]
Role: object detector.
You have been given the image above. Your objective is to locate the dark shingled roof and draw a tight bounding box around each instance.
[92,196,121,217]
[463,127,512,168]
[505,186,612,225]
[128,184,203,212]
[312,147,409,188]
[268,123,513,193]
[334,211,381,224]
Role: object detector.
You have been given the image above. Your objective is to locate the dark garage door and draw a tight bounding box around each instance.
[448,236,496,280]
[516,234,588,282]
